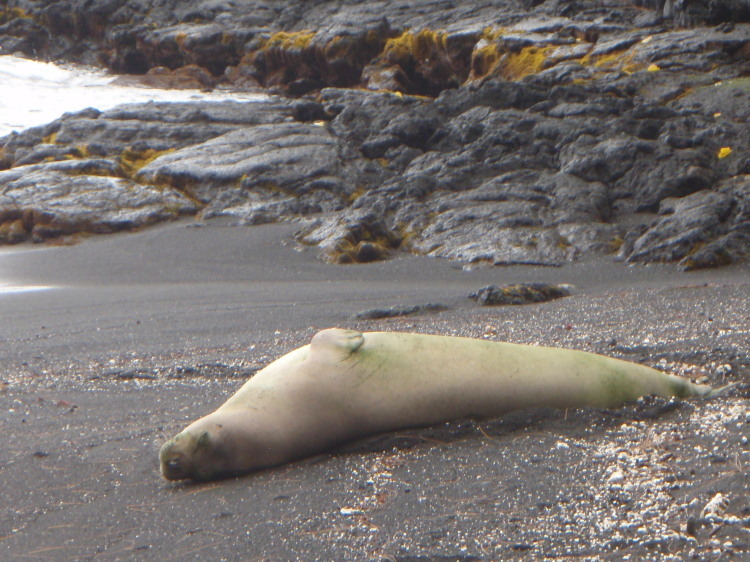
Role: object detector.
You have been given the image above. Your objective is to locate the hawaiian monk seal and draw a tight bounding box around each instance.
[160,328,728,481]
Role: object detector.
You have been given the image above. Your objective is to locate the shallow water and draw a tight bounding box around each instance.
[0,55,267,137]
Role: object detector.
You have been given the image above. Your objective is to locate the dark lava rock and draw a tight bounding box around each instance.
[0,98,298,242]
[352,303,449,320]
[629,179,750,269]
[295,210,404,264]
[644,0,750,26]
[1,3,750,269]
[0,166,196,243]
[0,1,736,94]
[469,283,572,306]
[1,1,748,94]
[136,122,360,206]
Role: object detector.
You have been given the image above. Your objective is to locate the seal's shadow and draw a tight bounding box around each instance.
[317,395,686,458]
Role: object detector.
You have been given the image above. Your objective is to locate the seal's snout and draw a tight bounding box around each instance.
[160,436,191,481]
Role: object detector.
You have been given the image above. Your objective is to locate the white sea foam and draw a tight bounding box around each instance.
[0,55,267,136]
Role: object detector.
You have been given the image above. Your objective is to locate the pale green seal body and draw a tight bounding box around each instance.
[160,328,721,481]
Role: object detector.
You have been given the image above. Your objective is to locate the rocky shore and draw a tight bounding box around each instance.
[2,1,750,269]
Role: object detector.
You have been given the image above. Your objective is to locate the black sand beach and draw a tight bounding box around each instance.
[2,1,750,558]
[1,221,748,559]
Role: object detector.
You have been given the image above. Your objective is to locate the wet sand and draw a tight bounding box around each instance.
[1,220,748,559]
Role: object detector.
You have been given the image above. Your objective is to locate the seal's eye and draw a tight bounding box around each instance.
[161,456,185,480]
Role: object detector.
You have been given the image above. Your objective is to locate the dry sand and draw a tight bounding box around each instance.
[1,219,748,559]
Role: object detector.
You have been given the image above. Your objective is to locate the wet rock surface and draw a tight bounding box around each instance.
[1,1,750,267]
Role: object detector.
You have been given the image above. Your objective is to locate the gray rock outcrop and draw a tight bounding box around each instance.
[1,2,749,268]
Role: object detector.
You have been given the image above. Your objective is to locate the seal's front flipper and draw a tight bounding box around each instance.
[310,328,365,362]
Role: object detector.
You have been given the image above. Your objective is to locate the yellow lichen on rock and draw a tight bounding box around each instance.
[118,147,175,178]
[264,30,315,51]
[383,29,449,63]
[718,147,732,159]
[581,48,642,75]
[174,32,188,49]
[0,7,31,24]
[608,236,625,253]
[363,27,470,95]
[469,27,552,82]
[470,40,503,79]
[322,238,394,264]
[468,28,503,80]
[347,185,367,203]
[497,45,552,81]
[0,219,28,244]
[68,145,90,159]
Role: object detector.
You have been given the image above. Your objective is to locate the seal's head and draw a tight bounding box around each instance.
[159,423,232,481]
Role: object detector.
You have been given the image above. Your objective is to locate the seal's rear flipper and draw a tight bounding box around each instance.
[310,328,365,362]
[705,382,739,399]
